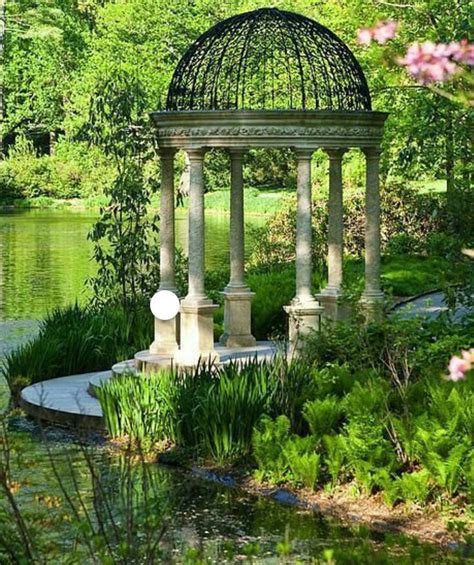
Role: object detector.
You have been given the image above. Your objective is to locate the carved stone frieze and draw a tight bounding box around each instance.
[156,126,377,138]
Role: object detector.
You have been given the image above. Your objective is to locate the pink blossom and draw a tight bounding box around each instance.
[451,39,474,65]
[447,356,470,381]
[357,21,398,46]
[447,349,473,382]
[373,21,398,45]
[357,28,373,46]
[398,41,462,84]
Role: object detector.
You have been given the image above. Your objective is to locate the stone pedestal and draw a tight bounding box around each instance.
[359,292,384,322]
[317,290,351,322]
[220,289,256,348]
[150,316,179,355]
[175,300,219,365]
[284,299,324,353]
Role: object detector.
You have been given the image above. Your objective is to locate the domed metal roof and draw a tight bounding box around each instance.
[166,8,371,112]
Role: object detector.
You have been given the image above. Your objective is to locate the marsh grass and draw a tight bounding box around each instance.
[3,303,153,399]
[97,360,278,463]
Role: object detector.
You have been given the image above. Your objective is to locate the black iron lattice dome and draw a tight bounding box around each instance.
[166,8,371,112]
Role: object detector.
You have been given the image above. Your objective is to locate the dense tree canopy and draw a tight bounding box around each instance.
[1,0,472,187]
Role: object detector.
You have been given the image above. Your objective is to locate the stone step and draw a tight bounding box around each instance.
[111,359,138,377]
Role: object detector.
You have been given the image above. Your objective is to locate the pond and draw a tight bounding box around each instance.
[3,418,461,563]
[0,207,466,562]
[0,207,265,356]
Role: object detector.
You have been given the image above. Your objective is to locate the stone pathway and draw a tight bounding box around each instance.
[21,371,112,428]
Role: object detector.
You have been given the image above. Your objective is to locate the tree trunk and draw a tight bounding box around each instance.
[178,151,190,197]
[0,0,5,160]
[445,109,455,207]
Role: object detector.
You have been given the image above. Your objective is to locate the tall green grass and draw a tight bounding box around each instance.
[96,361,275,462]
[3,303,153,398]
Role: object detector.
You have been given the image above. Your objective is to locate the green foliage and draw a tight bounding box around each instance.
[323,434,346,487]
[252,415,292,484]
[190,363,271,462]
[397,470,431,505]
[98,361,272,462]
[3,303,153,399]
[0,138,114,201]
[283,437,320,490]
[249,182,468,273]
[302,397,344,440]
[85,69,162,309]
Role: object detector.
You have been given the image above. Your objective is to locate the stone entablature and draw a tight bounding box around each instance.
[151,110,388,149]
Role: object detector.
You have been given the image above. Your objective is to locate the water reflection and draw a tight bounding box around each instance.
[2,421,455,563]
[0,208,265,321]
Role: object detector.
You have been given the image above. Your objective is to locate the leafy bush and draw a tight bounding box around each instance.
[0,138,114,201]
[249,181,467,271]
[302,397,344,440]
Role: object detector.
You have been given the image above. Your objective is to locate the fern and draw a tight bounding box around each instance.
[323,434,346,487]
[418,440,469,496]
[302,396,344,440]
[282,436,320,490]
[374,469,400,507]
[397,470,431,504]
[252,415,291,483]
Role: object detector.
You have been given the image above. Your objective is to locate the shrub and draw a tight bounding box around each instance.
[302,397,344,440]
[0,138,115,202]
[248,181,467,271]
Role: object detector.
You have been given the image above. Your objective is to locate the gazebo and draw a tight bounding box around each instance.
[148,7,387,366]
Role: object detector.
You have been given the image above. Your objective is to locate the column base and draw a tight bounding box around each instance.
[284,298,324,353]
[359,292,385,322]
[149,316,179,356]
[174,298,220,366]
[219,288,256,348]
[317,288,351,322]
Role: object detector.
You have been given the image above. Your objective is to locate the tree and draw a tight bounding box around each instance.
[85,69,160,309]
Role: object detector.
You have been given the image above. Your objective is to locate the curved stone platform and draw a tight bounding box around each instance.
[112,341,277,376]
[20,371,113,429]
[21,342,277,428]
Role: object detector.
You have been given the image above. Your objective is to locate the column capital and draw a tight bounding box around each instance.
[324,147,348,160]
[158,147,177,160]
[228,148,247,159]
[294,148,314,160]
[363,146,383,160]
[186,148,207,161]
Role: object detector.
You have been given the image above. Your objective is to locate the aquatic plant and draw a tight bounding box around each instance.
[97,360,273,462]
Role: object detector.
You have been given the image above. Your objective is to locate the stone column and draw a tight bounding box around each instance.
[176,148,219,365]
[360,147,384,321]
[220,149,256,348]
[150,148,179,356]
[318,148,349,322]
[284,149,323,353]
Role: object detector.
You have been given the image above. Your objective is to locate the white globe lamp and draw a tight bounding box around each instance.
[150,290,180,321]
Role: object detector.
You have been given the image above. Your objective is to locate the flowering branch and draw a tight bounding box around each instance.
[357,22,474,106]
